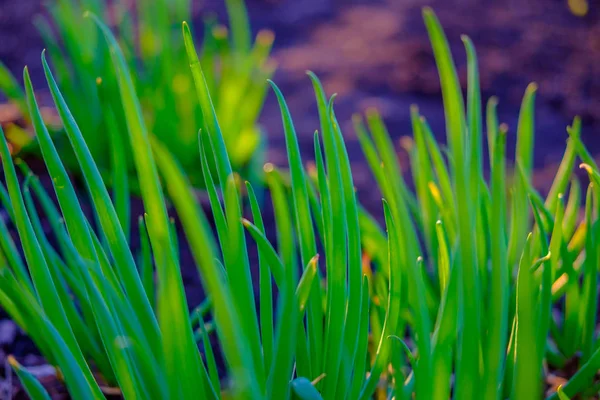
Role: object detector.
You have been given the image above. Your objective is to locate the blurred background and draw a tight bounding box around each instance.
[0,1,599,394]
[2,0,600,209]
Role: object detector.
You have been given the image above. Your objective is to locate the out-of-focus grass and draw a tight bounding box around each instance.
[0,0,274,189]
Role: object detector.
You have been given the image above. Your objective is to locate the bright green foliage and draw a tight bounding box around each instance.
[0,0,273,188]
[0,7,598,400]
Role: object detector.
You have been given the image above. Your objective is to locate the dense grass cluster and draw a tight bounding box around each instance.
[0,0,273,187]
[0,5,598,400]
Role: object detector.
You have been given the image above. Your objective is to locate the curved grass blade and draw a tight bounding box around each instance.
[151,136,261,399]
[297,255,319,315]
[183,22,232,184]
[308,74,348,398]
[242,218,285,286]
[423,9,480,398]
[21,181,114,384]
[0,253,101,399]
[41,50,159,348]
[0,125,103,399]
[508,84,537,267]
[265,166,299,399]
[8,356,52,400]
[88,14,208,398]
[268,80,323,378]
[0,183,32,292]
[328,101,364,398]
[267,80,317,265]
[545,118,580,213]
[188,20,264,382]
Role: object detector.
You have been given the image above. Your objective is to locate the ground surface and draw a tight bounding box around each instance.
[1,0,600,397]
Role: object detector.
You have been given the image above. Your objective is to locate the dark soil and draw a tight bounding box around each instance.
[1,0,600,397]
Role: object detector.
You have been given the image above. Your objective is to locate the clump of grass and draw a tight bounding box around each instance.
[0,0,273,188]
[0,7,598,400]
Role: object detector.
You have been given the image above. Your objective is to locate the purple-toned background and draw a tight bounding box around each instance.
[3,1,600,185]
[0,1,599,396]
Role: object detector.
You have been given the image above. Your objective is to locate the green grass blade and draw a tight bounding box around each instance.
[268,80,316,264]
[508,84,537,267]
[197,312,221,395]
[97,77,130,239]
[183,22,232,184]
[41,50,159,347]
[578,182,597,362]
[263,172,296,241]
[359,201,402,400]
[411,257,433,399]
[545,118,580,213]
[563,178,581,239]
[482,128,509,399]
[546,345,600,399]
[462,34,482,204]
[242,218,285,287]
[486,97,499,163]
[410,107,437,259]
[512,233,542,400]
[223,173,265,384]
[198,132,229,252]
[421,117,455,219]
[431,225,458,400]
[269,80,323,377]
[24,69,112,374]
[556,386,571,400]
[89,14,208,398]
[515,84,537,176]
[152,135,261,399]
[0,125,103,399]
[8,356,52,400]
[291,377,324,400]
[23,64,108,295]
[246,181,274,372]
[0,184,32,292]
[224,0,252,54]
[348,277,370,400]
[537,195,564,370]
[330,103,363,398]
[265,167,298,399]
[308,74,349,397]
[0,61,28,120]
[188,19,264,381]
[423,9,480,397]
[297,255,319,315]
[137,216,156,310]
[21,181,115,384]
